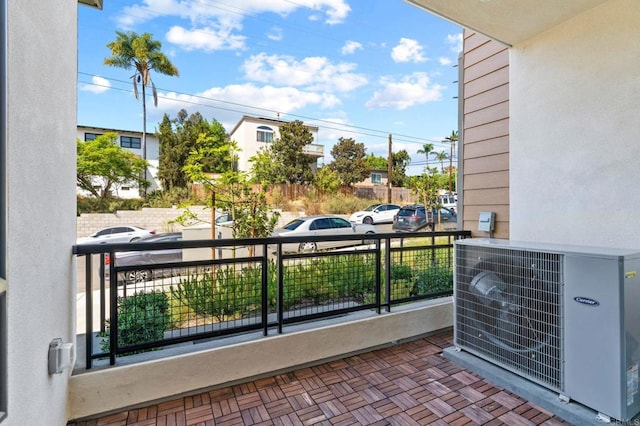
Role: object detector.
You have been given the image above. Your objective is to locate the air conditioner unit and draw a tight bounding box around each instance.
[454,238,640,422]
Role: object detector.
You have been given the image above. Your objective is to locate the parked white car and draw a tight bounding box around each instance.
[349,203,401,224]
[272,215,377,252]
[76,225,155,245]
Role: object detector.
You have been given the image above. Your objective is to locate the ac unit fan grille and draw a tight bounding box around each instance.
[455,245,563,391]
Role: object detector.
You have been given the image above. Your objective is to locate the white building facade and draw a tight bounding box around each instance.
[77,125,161,198]
[229,116,324,174]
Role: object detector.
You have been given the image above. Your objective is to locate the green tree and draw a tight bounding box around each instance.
[314,166,341,195]
[158,110,230,191]
[156,114,183,190]
[104,31,179,194]
[408,171,439,210]
[391,150,411,187]
[248,149,274,184]
[180,134,278,243]
[365,153,388,170]
[254,120,316,185]
[444,130,458,193]
[434,151,449,173]
[417,143,435,171]
[328,137,371,187]
[77,133,147,200]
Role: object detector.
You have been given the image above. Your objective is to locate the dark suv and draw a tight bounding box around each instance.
[392,205,457,232]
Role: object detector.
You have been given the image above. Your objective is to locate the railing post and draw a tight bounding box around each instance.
[100,253,106,334]
[384,237,391,312]
[109,252,117,365]
[277,242,284,334]
[374,238,381,314]
[261,243,268,337]
[84,255,93,369]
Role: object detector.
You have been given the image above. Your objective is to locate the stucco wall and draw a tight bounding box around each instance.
[509,0,640,248]
[6,0,77,423]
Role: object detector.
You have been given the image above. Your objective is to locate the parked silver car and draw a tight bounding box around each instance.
[76,225,155,245]
[114,232,183,283]
[272,215,377,252]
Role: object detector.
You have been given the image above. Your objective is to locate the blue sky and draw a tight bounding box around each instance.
[78,0,461,175]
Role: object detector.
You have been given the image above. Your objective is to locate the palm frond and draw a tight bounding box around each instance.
[132,76,139,100]
[152,81,158,107]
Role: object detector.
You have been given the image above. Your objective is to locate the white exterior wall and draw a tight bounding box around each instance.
[231,117,320,173]
[509,0,640,248]
[6,0,78,423]
[77,126,161,197]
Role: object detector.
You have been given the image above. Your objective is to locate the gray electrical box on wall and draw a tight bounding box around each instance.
[478,212,495,233]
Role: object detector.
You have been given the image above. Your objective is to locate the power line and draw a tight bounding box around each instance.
[78,72,454,149]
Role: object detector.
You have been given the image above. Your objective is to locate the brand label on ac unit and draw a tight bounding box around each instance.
[574,296,600,306]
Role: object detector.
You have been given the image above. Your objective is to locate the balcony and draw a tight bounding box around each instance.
[302,143,324,157]
[70,231,469,419]
[68,327,572,425]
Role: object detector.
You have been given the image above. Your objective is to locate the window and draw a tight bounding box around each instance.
[84,132,102,141]
[310,218,332,230]
[371,173,382,185]
[120,136,141,149]
[331,218,352,229]
[256,126,274,143]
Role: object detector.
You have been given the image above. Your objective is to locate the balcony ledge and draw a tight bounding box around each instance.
[69,297,453,420]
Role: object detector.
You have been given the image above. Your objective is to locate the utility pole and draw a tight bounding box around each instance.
[449,139,454,194]
[387,134,392,203]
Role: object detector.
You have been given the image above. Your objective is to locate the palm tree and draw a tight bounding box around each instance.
[444,130,458,193]
[416,143,434,172]
[434,151,449,173]
[104,31,179,196]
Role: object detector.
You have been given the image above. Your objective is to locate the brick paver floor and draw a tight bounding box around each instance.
[68,330,570,425]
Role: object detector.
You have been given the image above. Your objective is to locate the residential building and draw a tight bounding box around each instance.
[78,116,324,199]
[354,169,389,187]
[77,125,161,197]
[229,115,324,174]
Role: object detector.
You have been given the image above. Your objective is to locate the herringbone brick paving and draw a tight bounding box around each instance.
[68,330,570,425]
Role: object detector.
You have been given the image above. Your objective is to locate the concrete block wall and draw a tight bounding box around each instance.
[76,207,303,238]
[76,207,211,237]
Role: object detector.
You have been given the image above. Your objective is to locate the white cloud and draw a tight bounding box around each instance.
[80,75,111,94]
[341,41,363,55]
[391,38,427,63]
[267,27,283,41]
[242,53,368,92]
[157,83,341,120]
[365,72,444,110]
[166,25,246,51]
[438,57,453,66]
[115,0,350,39]
[447,33,463,54]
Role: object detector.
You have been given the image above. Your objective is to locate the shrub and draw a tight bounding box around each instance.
[169,267,263,322]
[324,195,373,214]
[146,187,195,207]
[280,255,376,309]
[412,268,453,297]
[99,291,170,353]
[390,263,413,280]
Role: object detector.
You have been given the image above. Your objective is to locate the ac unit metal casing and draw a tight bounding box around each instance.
[454,238,640,422]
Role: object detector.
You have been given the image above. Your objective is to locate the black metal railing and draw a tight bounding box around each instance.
[73,230,471,368]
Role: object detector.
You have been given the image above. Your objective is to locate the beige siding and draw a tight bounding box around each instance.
[461,31,510,238]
